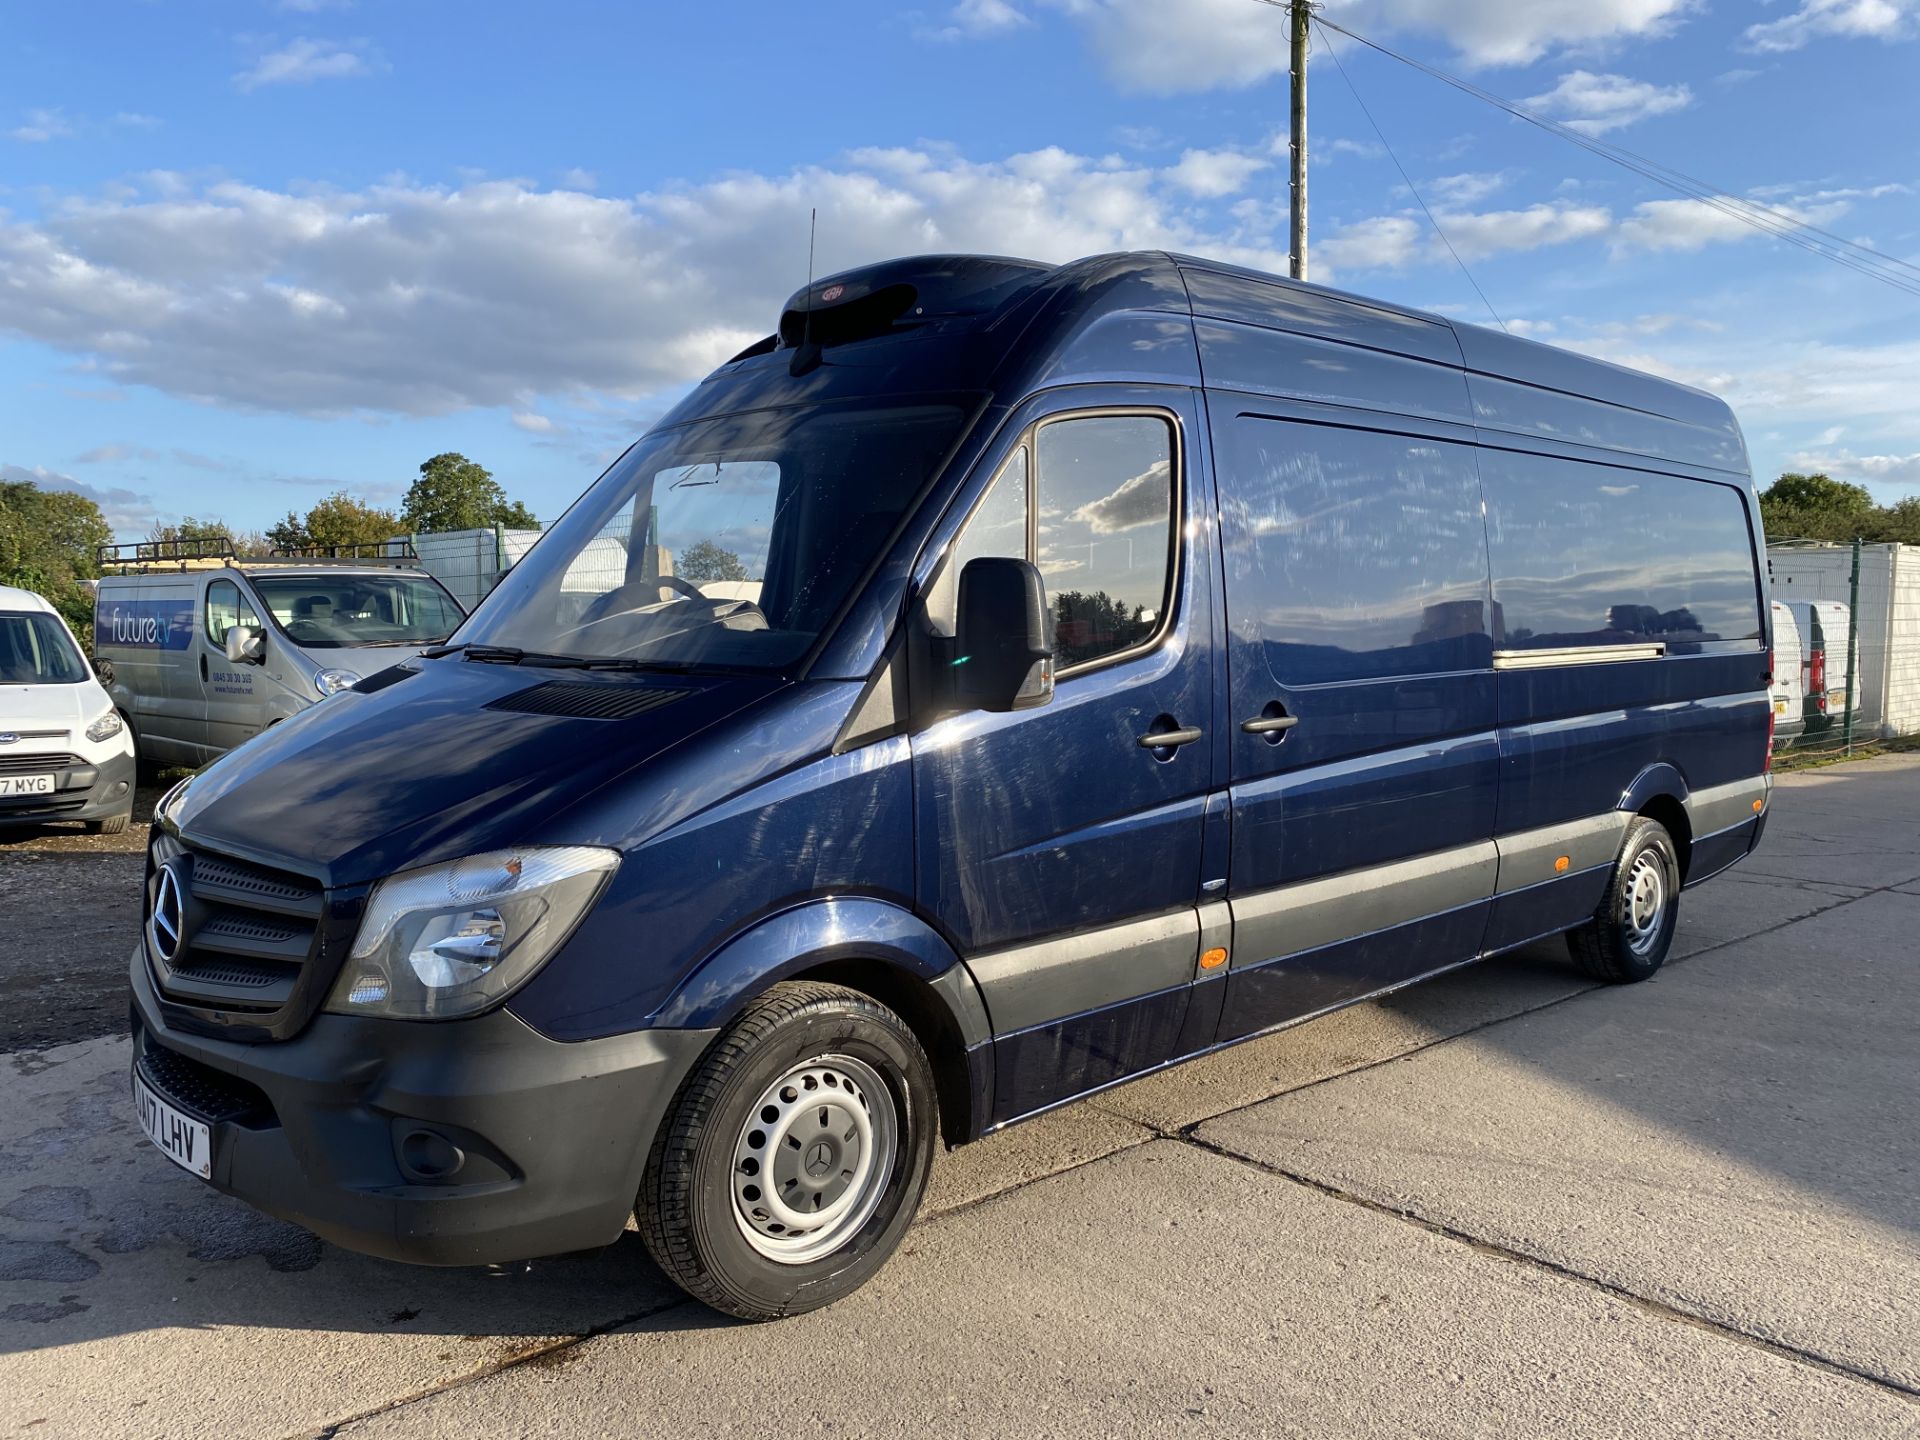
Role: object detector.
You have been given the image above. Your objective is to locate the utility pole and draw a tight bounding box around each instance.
[1289,2,1312,280]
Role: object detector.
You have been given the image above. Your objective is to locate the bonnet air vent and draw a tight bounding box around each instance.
[352,664,418,695]
[486,680,693,721]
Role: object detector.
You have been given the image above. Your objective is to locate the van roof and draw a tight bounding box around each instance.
[724,250,1747,478]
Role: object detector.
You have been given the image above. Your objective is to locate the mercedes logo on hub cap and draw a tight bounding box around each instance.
[150,863,185,964]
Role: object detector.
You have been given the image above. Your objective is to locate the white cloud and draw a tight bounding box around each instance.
[1426,171,1509,206]
[1319,201,1611,271]
[1320,138,1387,162]
[934,0,1031,39]
[1784,449,1920,490]
[0,149,1291,416]
[1164,147,1270,198]
[9,108,73,143]
[1,463,159,532]
[1044,0,1693,88]
[1608,192,1860,253]
[1522,70,1692,135]
[1744,0,1916,53]
[235,37,379,91]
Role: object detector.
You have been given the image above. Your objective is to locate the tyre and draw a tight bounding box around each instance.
[1567,816,1681,983]
[87,811,131,836]
[638,981,938,1320]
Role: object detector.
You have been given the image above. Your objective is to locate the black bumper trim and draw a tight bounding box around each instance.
[130,946,718,1266]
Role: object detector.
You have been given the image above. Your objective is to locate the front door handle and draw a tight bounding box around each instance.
[1138,725,1204,750]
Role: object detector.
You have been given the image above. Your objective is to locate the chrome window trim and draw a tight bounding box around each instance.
[1492,642,1666,671]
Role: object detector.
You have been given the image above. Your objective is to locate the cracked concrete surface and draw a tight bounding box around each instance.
[1,755,1917,1438]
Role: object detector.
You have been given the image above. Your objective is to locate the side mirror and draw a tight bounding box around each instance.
[954,556,1054,713]
[224,625,264,664]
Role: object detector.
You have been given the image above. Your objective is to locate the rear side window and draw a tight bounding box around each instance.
[1217,417,1491,684]
[205,580,261,645]
[1482,454,1762,652]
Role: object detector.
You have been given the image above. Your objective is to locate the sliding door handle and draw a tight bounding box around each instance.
[1138,725,1204,750]
[1241,714,1299,734]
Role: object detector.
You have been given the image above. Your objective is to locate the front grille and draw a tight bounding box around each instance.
[147,833,330,1030]
[0,751,79,777]
[137,1038,274,1125]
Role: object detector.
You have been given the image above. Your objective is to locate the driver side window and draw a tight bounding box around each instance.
[205,579,260,645]
[932,411,1178,674]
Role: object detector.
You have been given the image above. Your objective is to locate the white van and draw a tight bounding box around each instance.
[1780,599,1856,736]
[1768,601,1804,750]
[0,583,137,834]
[93,540,466,769]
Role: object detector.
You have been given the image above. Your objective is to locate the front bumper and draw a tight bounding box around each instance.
[130,948,717,1266]
[0,746,135,826]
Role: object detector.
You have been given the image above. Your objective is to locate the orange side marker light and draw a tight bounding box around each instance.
[1200,947,1228,970]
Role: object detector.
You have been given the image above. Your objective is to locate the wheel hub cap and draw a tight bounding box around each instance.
[1624,851,1667,954]
[732,1055,897,1265]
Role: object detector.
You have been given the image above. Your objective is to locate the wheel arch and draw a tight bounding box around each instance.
[650,897,993,1146]
[1617,764,1693,881]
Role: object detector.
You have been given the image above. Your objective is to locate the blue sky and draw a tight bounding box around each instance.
[3,0,1917,539]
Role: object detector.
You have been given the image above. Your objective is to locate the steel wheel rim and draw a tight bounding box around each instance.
[731,1054,898,1265]
[1624,850,1668,955]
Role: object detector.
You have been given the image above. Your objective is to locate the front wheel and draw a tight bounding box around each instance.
[637,981,937,1320]
[1567,816,1680,983]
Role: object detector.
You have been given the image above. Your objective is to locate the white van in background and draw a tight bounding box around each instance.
[1780,599,1856,736]
[93,539,466,769]
[0,583,137,835]
[1769,601,1804,751]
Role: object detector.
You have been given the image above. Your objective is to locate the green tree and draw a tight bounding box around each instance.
[1759,472,1878,543]
[678,539,749,583]
[0,478,112,641]
[145,516,270,557]
[267,492,402,553]
[401,453,540,534]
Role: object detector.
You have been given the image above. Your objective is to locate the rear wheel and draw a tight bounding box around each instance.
[637,981,937,1320]
[1567,816,1680,983]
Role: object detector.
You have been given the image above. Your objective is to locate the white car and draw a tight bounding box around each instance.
[0,583,137,835]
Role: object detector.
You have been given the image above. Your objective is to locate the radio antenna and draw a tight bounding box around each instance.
[791,207,824,376]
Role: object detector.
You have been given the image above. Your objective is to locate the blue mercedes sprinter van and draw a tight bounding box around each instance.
[129,252,1773,1318]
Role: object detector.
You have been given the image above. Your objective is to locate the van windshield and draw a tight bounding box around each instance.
[250,574,466,650]
[458,398,971,671]
[0,610,89,685]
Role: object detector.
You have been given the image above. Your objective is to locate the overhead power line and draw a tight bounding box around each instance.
[1252,1,1920,302]
[1313,19,1508,331]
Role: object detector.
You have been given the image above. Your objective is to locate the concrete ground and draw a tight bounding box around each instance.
[1,757,1917,1438]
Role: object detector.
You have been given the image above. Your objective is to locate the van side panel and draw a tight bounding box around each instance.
[1478,446,1769,935]
[1205,395,1501,1043]
[95,576,203,765]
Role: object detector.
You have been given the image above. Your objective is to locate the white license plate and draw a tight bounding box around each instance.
[133,1072,212,1179]
[0,774,56,797]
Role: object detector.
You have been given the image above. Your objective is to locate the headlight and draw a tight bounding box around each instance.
[315,669,361,697]
[325,847,619,1020]
[85,710,124,743]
